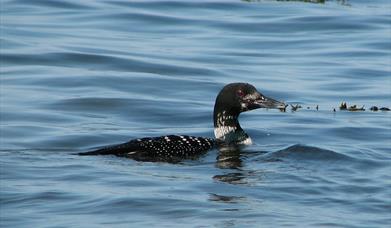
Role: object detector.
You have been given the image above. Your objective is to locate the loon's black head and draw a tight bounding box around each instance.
[213,83,285,144]
[214,83,284,116]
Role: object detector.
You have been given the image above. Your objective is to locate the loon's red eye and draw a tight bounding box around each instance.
[237,90,244,97]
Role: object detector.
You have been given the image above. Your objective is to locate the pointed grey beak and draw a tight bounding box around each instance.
[253,94,286,110]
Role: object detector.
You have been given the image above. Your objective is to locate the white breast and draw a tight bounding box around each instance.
[214,126,253,145]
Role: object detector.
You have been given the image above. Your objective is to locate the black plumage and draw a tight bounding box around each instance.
[79,135,215,162]
[78,83,285,162]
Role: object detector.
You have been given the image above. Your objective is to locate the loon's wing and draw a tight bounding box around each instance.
[78,141,141,156]
[78,135,216,162]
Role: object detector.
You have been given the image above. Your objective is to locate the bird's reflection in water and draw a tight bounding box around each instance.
[213,172,248,185]
[209,193,245,204]
[213,146,267,185]
[210,148,250,205]
[214,146,246,184]
[215,146,243,169]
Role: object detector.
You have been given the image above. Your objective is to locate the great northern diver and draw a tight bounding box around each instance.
[78,83,285,162]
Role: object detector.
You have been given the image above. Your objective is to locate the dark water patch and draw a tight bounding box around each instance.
[105,12,205,27]
[2,52,219,76]
[1,110,77,124]
[108,0,252,11]
[72,196,206,218]
[1,190,82,207]
[49,97,134,111]
[308,49,389,59]
[288,15,378,30]
[344,67,390,79]
[331,126,390,141]
[209,15,376,35]
[6,0,95,10]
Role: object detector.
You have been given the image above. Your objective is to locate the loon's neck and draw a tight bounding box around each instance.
[213,110,252,145]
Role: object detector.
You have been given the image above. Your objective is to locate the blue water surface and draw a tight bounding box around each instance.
[1,0,391,227]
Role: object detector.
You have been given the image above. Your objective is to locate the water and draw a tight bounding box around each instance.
[1,0,391,227]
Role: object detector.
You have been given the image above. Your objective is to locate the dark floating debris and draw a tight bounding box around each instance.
[370,106,378,111]
[339,102,347,110]
[279,104,288,112]
[339,102,382,112]
[369,106,389,111]
[348,105,365,111]
[284,102,389,113]
[290,104,302,111]
[380,107,390,111]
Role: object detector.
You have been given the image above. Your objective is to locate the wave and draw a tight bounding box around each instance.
[2,52,218,76]
[264,144,352,162]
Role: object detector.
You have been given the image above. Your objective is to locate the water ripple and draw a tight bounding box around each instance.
[2,52,220,76]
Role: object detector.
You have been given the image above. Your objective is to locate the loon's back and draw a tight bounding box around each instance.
[78,135,215,162]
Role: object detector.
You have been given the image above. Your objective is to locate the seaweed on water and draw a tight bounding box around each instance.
[347,105,365,111]
[339,102,365,111]
[241,0,350,6]
[369,106,390,111]
[370,106,379,111]
[279,104,289,112]
[290,104,302,111]
[284,102,388,113]
[339,102,347,110]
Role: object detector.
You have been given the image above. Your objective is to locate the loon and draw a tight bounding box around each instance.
[78,83,285,162]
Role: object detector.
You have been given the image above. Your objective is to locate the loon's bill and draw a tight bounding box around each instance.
[78,82,284,162]
[253,95,286,109]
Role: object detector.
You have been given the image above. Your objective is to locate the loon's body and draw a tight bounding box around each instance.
[78,83,284,162]
[80,135,215,162]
